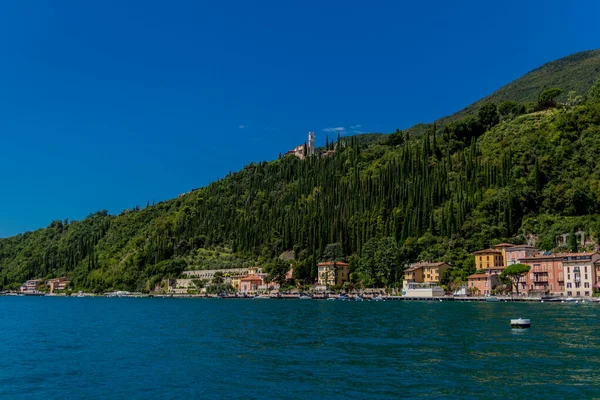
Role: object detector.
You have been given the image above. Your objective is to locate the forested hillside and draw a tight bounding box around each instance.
[1,53,600,293]
[406,49,600,137]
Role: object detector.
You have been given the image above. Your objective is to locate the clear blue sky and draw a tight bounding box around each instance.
[1,0,598,237]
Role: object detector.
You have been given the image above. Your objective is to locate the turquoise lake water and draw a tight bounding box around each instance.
[1,297,599,399]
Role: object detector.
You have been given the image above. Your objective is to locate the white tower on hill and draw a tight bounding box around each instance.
[308,131,315,156]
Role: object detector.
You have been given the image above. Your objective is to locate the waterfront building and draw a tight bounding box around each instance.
[240,275,264,294]
[20,279,40,294]
[520,254,565,296]
[467,273,500,296]
[316,261,350,290]
[404,262,452,286]
[561,252,599,297]
[46,277,69,293]
[495,244,539,266]
[473,248,504,273]
[167,279,198,294]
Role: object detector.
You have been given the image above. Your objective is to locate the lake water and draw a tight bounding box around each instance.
[1,297,599,399]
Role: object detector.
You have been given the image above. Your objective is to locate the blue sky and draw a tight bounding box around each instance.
[1,0,599,237]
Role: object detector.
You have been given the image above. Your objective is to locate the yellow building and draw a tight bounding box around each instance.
[317,261,350,288]
[474,248,504,272]
[404,262,452,285]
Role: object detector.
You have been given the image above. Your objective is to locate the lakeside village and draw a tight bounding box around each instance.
[6,134,600,302]
[8,242,600,302]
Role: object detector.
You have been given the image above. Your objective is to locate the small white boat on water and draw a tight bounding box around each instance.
[253,294,270,299]
[510,318,531,328]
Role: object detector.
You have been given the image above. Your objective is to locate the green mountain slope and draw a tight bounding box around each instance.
[1,53,600,293]
[407,49,600,137]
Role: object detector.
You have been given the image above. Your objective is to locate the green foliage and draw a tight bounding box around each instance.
[500,263,530,295]
[323,243,344,262]
[538,87,563,109]
[498,100,525,119]
[405,49,600,138]
[478,102,499,129]
[267,258,291,287]
[385,129,405,146]
[589,78,600,101]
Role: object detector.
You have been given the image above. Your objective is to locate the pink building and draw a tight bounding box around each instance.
[500,244,539,266]
[467,273,500,295]
[240,275,263,294]
[520,254,565,296]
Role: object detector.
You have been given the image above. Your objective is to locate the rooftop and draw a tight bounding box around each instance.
[317,261,349,266]
[473,248,502,255]
[405,262,450,271]
[468,273,493,279]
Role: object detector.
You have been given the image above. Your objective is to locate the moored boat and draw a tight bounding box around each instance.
[510,318,531,328]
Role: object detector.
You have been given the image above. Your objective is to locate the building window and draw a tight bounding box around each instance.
[567,267,570,273]
[576,282,581,288]
[567,283,572,288]
[585,291,590,296]
[485,281,488,287]
[585,274,588,280]
[585,282,589,288]
[568,291,572,296]
[577,291,581,296]
[585,266,588,273]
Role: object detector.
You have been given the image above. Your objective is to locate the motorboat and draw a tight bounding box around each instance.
[485,296,500,302]
[510,318,531,328]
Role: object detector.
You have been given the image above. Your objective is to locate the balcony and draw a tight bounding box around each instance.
[533,275,548,283]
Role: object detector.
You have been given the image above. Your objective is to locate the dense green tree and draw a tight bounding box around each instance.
[323,243,344,262]
[267,258,291,287]
[478,102,499,130]
[386,129,404,146]
[538,87,563,109]
[499,264,530,296]
[568,229,578,252]
[498,100,525,119]
[589,78,600,101]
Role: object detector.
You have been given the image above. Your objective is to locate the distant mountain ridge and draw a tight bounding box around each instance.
[405,49,600,137]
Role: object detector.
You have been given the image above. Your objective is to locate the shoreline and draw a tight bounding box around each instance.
[2,292,599,303]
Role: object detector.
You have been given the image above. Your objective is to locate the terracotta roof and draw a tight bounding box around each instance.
[493,243,515,248]
[406,262,450,271]
[473,248,502,254]
[240,275,263,282]
[468,274,492,279]
[317,261,349,266]
[521,254,563,261]
[559,252,599,261]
